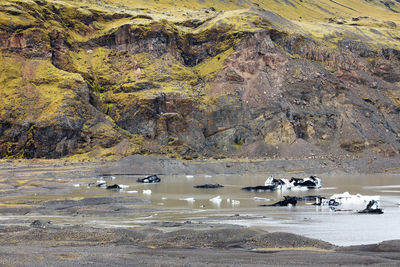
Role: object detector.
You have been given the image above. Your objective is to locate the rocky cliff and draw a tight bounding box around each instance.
[0,0,399,160]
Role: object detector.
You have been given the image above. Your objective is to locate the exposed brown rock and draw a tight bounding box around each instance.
[0,1,399,160]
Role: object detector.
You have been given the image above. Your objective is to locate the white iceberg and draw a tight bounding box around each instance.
[321,192,382,213]
[125,190,138,194]
[209,195,222,206]
[142,189,152,195]
[180,197,195,203]
[231,200,240,206]
[264,175,322,190]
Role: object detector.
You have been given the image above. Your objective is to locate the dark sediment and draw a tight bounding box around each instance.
[260,196,298,206]
[136,175,161,183]
[194,184,224,188]
[241,185,277,192]
[0,225,399,266]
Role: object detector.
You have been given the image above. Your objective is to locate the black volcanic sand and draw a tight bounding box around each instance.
[0,225,399,266]
[0,156,400,266]
[0,224,400,266]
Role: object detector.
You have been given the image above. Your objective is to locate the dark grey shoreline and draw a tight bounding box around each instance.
[99,154,400,176]
[1,155,400,266]
[0,224,400,266]
[2,153,400,176]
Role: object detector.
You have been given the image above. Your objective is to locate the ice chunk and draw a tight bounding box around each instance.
[231,200,240,206]
[143,189,152,195]
[253,197,271,201]
[209,196,222,207]
[180,197,195,203]
[322,192,381,212]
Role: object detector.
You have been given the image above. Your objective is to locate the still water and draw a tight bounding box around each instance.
[69,173,400,246]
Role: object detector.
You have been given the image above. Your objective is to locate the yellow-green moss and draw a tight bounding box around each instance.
[1,0,400,161]
[0,51,86,127]
[3,0,400,47]
[195,47,234,79]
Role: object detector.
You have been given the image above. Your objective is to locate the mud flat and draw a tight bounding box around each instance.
[0,224,400,266]
[0,155,400,266]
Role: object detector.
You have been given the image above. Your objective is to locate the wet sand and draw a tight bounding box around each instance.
[1,156,400,266]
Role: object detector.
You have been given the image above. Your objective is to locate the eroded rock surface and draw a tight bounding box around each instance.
[0,0,399,160]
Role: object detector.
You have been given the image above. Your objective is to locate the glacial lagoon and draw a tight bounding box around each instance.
[2,169,399,246]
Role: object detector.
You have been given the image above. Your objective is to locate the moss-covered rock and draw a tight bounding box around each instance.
[0,0,399,159]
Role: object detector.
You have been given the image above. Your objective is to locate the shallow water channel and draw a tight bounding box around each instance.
[68,173,400,246]
[2,171,400,246]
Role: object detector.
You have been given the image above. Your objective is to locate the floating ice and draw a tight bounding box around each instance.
[119,184,129,189]
[137,175,160,183]
[180,197,195,203]
[106,184,121,190]
[231,200,240,206]
[72,183,80,187]
[252,197,271,201]
[264,175,322,190]
[321,192,381,212]
[290,186,309,191]
[125,190,138,194]
[142,189,152,195]
[244,176,322,192]
[261,196,298,207]
[264,176,290,190]
[209,195,222,206]
[204,175,212,178]
[101,176,116,181]
[97,183,107,188]
[186,175,194,179]
[161,197,167,200]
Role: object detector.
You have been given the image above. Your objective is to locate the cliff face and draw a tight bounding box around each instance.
[0,0,399,160]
